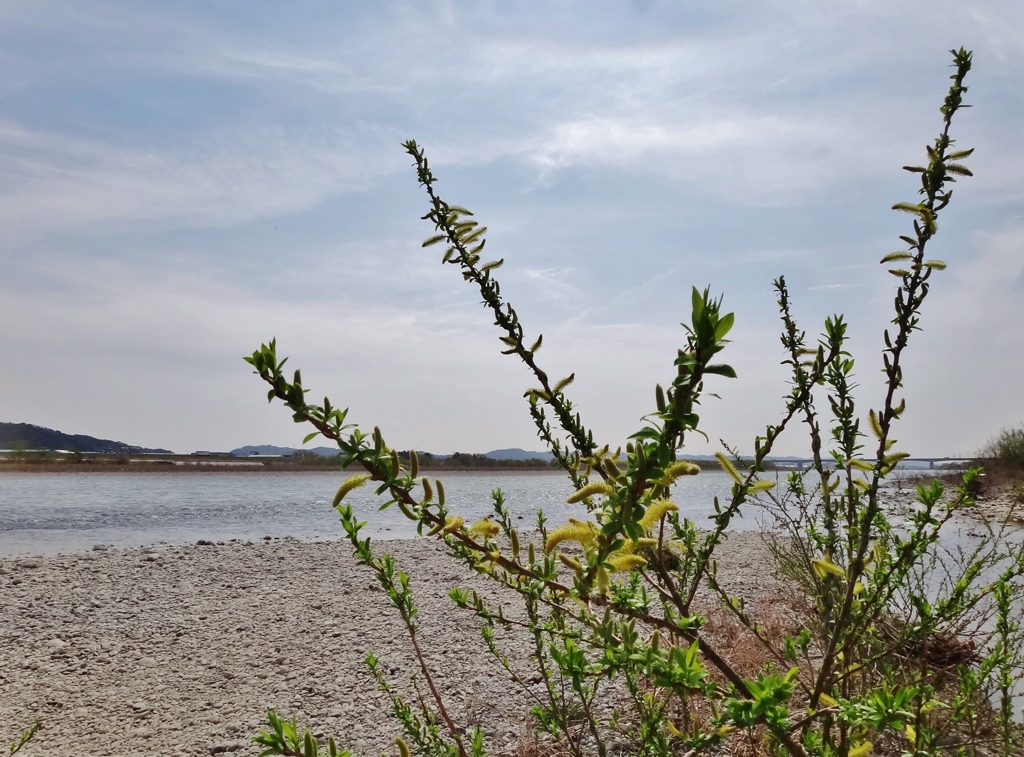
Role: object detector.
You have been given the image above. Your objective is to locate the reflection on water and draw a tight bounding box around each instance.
[0,469,746,555]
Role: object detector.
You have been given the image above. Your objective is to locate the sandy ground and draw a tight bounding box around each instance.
[0,532,780,757]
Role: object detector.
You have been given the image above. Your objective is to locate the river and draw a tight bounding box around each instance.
[0,469,751,556]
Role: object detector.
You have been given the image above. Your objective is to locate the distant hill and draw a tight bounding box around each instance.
[484,448,554,462]
[0,423,171,454]
[230,444,554,461]
[230,444,341,457]
[231,444,298,457]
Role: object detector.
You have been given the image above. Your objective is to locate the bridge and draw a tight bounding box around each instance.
[777,457,973,472]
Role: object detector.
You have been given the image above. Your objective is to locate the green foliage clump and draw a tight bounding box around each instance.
[248,49,1024,757]
[982,425,1024,469]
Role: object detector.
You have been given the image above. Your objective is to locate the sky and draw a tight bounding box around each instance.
[1,1,1022,457]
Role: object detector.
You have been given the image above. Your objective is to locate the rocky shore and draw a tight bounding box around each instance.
[0,532,780,757]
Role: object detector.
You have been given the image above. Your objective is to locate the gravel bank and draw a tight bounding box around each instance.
[884,471,1024,526]
[0,532,779,756]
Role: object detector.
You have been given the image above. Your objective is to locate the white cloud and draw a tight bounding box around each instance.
[0,119,406,237]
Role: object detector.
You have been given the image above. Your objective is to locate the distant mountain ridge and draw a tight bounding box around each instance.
[0,423,171,454]
[483,448,554,462]
[231,444,341,457]
[0,424,817,463]
[230,444,554,461]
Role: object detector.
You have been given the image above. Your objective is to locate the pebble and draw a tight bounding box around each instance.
[210,741,245,754]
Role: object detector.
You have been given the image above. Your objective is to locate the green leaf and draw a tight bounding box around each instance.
[691,287,704,320]
[704,364,737,378]
[303,431,320,444]
[714,312,735,341]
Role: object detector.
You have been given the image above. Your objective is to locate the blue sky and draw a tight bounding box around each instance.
[1,1,1022,456]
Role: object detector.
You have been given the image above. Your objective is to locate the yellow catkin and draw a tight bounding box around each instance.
[468,519,500,538]
[425,519,446,536]
[396,499,417,520]
[748,480,776,493]
[817,692,838,707]
[639,499,678,533]
[812,556,846,579]
[715,452,742,484]
[566,516,596,534]
[607,554,648,572]
[333,475,369,508]
[883,452,910,469]
[868,409,883,439]
[442,516,464,534]
[663,461,701,483]
[567,481,614,504]
[602,458,622,479]
[848,742,872,757]
[557,553,583,576]
[396,738,412,757]
[545,521,598,553]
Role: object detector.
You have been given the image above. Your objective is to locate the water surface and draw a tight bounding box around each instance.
[0,469,746,555]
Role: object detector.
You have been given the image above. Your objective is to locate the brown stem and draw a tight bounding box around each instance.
[406,622,468,757]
